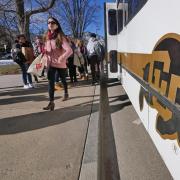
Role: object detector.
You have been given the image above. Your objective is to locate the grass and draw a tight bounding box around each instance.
[0,64,21,75]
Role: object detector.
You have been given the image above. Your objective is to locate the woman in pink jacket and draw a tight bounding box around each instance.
[43,17,73,111]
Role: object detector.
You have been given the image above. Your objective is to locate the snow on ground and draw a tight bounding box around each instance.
[0,60,16,66]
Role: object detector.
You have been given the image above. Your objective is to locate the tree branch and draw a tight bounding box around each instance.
[0,9,16,13]
[27,0,56,16]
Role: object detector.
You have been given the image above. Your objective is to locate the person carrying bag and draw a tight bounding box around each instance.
[42,17,73,111]
[11,35,34,89]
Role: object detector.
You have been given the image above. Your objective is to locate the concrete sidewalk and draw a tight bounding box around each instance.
[0,74,100,180]
[107,81,172,180]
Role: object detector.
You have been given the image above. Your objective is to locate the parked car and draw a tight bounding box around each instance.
[0,53,12,60]
[0,52,6,58]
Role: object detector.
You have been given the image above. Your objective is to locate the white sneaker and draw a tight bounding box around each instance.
[23,85,29,89]
[28,84,34,88]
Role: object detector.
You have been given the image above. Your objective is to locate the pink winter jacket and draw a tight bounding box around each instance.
[44,37,72,69]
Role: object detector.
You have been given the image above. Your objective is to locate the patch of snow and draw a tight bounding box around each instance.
[0,60,16,66]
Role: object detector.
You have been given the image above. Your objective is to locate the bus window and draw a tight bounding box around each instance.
[117,9,123,33]
[118,0,123,4]
[108,9,117,35]
[110,50,118,73]
[124,0,148,25]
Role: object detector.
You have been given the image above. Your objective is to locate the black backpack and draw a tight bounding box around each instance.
[94,42,105,61]
[11,43,27,64]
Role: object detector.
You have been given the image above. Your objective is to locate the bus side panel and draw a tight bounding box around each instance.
[122,65,180,179]
[107,0,180,178]
[121,68,149,130]
[116,0,180,179]
[148,107,180,179]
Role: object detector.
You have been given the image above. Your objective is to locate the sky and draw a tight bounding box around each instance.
[87,0,114,36]
[29,0,115,37]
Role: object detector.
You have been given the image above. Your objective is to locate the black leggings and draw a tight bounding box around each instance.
[47,67,68,101]
[67,57,77,83]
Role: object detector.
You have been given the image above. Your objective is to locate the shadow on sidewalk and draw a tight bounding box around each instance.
[0,92,99,106]
[0,95,50,105]
[109,94,129,102]
[0,93,130,135]
[0,84,48,97]
[0,79,95,106]
[0,100,96,135]
[0,80,92,97]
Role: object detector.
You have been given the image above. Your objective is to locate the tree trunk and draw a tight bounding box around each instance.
[15,0,56,40]
[24,14,30,40]
[15,0,25,34]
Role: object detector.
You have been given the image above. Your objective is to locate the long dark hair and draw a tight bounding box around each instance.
[43,17,65,48]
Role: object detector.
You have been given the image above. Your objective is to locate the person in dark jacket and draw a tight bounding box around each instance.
[86,33,100,84]
[12,35,34,89]
[67,38,77,84]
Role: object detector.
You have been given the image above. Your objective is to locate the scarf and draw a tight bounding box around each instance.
[48,30,58,40]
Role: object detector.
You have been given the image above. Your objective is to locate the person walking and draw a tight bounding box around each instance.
[43,17,72,111]
[86,33,101,85]
[19,34,37,85]
[54,70,63,90]
[67,38,77,84]
[11,35,34,89]
[33,35,45,78]
[80,40,89,80]
[75,39,85,80]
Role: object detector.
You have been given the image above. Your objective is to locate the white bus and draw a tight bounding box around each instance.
[105,0,180,179]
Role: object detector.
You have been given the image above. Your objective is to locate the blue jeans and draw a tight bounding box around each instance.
[55,70,60,83]
[47,67,68,101]
[19,63,32,85]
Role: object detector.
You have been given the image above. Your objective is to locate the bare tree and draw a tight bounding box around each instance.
[0,0,100,44]
[0,1,16,47]
[0,0,57,40]
[15,0,57,39]
[53,0,100,38]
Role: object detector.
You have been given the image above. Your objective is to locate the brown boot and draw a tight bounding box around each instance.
[54,83,63,91]
[85,74,89,81]
[43,101,55,111]
[62,93,69,101]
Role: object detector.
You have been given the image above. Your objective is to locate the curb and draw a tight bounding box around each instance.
[79,84,100,180]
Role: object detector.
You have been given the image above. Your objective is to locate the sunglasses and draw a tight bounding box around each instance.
[48,21,56,25]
